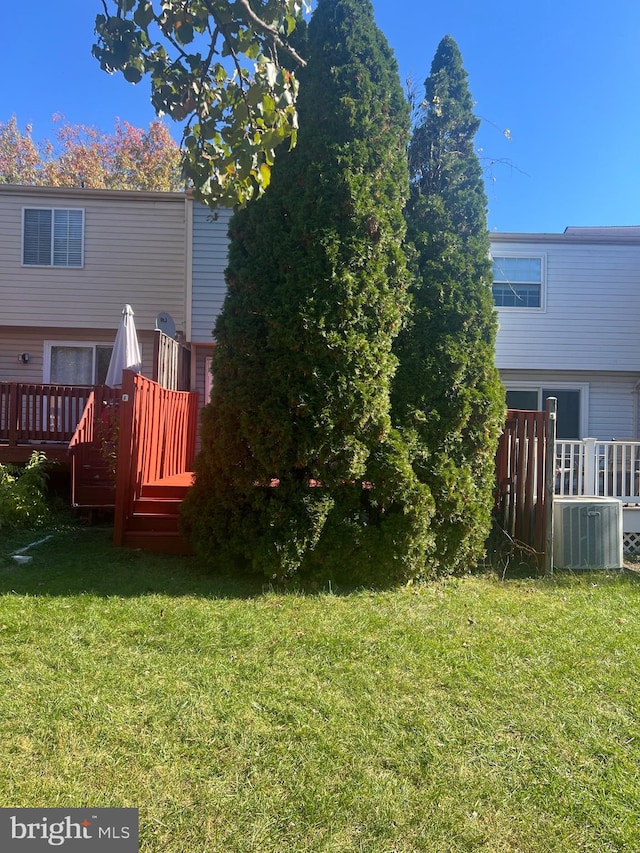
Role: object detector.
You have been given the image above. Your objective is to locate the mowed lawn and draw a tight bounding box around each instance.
[1,527,639,853]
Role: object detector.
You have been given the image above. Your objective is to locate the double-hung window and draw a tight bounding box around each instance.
[492,255,543,308]
[23,207,84,267]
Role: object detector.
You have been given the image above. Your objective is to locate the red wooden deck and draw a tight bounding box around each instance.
[0,442,71,465]
[1,378,197,555]
[113,371,198,554]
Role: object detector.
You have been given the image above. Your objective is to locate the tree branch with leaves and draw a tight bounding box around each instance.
[93,0,310,206]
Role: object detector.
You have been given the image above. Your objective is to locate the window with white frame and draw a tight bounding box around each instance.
[492,255,543,308]
[505,385,585,440]
[44,343,114,385]
[23,208,84,267]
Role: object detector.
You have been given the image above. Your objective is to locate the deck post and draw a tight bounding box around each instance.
[8,383,19,447]
[583,437,597,495]
[544,397,557,576]
[113,370,136,547]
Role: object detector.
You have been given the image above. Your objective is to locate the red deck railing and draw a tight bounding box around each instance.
[113,370,199,545]
[68,387,122,508]
[0,382,98,445]
[68,386,122,449]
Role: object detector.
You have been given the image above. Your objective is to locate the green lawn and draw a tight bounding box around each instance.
[1,526,639,852]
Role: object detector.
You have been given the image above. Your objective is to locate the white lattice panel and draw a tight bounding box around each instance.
[623,532,640,555]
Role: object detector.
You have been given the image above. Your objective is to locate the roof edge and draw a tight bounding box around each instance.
[491,229,640,245]
[0,184,187,202]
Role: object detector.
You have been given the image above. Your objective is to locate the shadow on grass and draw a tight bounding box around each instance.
[4,524,636,601]
[0,526,268,600]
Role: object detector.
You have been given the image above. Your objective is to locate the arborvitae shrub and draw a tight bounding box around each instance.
[181,0,433,582]
[391,35,505,575]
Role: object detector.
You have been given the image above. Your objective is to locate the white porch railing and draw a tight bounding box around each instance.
[555,439,640,503]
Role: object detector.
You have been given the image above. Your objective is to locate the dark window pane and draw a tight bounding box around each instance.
[543,389,580,439]
[506,390,539,411]
[23,209,52,265]
[96,347,113,385]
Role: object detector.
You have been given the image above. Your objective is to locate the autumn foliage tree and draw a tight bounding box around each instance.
[93,0,310,206]
[0,117,41,185]
[0,115,182,190]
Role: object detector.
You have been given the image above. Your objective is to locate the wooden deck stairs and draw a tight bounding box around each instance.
[2,361,198,557]
[113,371,199,555]
[120,473,194,554]
[71,444,116,509]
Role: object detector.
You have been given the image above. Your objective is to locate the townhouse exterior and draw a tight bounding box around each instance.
[491,226,640,441]
[2,182,639,446]
[0,183,231,408]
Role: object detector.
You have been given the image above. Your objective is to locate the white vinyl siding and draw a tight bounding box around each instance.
[492,236,640,372]
[23,207,84,267]
[191,203,232,343]
[500,370,640,440]
[1,188,186,331]
[0,327,158,386]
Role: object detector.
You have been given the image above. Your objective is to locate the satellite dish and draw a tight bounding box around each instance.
[155,311,177,339]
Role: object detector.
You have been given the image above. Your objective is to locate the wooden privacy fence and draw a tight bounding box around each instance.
[494,403,556,566]
[113,370,199,545]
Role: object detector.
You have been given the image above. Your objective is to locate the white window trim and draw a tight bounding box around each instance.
[22,206,85,268]
[491,252,546,313]
[504,380,589,439]
[43,341,115,385]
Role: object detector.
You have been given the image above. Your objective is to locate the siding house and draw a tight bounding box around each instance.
[3,183,637,445]
[0,184,230,409]
[491,226,640,441]
[0,184,187,386]
[188,202,232,404]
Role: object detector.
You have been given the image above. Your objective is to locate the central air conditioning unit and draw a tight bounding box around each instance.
[553,497,623,570]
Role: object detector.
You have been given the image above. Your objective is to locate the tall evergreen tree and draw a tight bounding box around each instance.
[182,0,432,583]
[391,35,505,574]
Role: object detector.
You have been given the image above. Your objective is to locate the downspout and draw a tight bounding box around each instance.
[633,377,640,439]
[184,193,196,391]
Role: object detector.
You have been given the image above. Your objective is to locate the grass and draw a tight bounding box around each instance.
[1,525,639,852]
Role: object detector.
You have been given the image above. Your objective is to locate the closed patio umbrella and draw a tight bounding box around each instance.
[105,304,142,388]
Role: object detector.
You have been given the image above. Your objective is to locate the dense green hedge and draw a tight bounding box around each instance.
[181,0,433,582]
[391,36,506,575]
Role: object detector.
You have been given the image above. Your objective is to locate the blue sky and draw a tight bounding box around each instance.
[2,1,640,232]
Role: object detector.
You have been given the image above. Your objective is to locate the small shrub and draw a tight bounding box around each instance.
[96,402,120,482]
[0,451,52,530]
